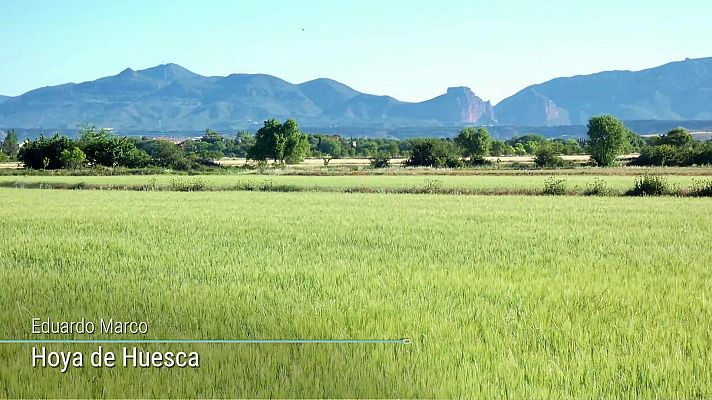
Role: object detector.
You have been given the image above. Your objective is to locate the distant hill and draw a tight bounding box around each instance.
[0,64,494,131]
[495,57,712,126]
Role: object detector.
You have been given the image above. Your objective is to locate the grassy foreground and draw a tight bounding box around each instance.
[0,189,710,398]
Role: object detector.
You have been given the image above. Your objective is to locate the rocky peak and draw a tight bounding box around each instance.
[444,87,496,124]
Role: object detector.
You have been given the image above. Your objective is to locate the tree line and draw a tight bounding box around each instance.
[2,115,711,169]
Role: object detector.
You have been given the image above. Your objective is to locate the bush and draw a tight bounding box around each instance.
[627,175,672,196]
[631,145,682,166]
[690,142,712,165]
[421,179,443,194]
[543,177,567,195]
[690,179,712,197]
[464,157,492,167]
[169,177,210,191]
[534,144,564,168]
[405,139,459,168]
[369,155,391,168]
[584,178,616,196]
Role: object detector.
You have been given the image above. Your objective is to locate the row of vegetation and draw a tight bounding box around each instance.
[0,122,586,171]
[3,175,710,197]
[1,115,711,170]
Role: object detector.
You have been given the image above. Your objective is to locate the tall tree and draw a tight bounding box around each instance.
[586,115,629,166]
[455,127,491,159]
[1,129,19,157]
[249,119,309,164]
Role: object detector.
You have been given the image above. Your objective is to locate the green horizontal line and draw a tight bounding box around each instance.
[0,339,410,344]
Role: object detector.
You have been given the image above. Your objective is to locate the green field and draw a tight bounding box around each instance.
[0,173,710,193]
[1,188,710,398]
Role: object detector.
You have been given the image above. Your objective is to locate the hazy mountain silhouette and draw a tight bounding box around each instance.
[0,64,494,131]
[2,57,711,132]
[495,57,712,126]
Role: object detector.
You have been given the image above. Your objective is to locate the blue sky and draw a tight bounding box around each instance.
[1,0,711,103]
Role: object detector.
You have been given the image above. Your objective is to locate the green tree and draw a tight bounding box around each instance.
[18,134,79,169]
[490,140,514,156]
[249,119,309,164]
[586,115,629,166]
[626,131,646,153]
[455,127,491,160]
[281,119,310,164]
[560,139,583,155]
[314,135,343,157]
[656,128,693,147]
[534,143,564,168]
[513,143,527,156]
[182,130,227,160]
[60,147,86,169]
[1,130,19,157]
[524,141,540,154]
[229,130,255,157]
[78,126,147,167]
[405,139,459,167]
[137,139,190,169]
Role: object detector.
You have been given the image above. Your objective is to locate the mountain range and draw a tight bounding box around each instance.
[495,57,712,126]
[0,57,711,133]
[0,64,494,132]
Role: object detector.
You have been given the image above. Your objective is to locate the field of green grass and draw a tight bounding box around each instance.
[1,188,710,398]
[0,173,710,193]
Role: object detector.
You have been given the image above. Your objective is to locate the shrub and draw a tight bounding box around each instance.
[369,155,391,168]
[584,178,616,196]
[627,175,672,196]
[235,179,276,191]
[690,179,712,197]
[690,142,712,165]
[405,139,459,168]
[169,177,210,192]
[464,157,492,167]
[543,177,567,195]
[534,144,564,168]
[422,179,443,194]
[631,145,682,166]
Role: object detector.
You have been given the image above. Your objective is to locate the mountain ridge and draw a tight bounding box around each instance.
[2,57,712,131]
[494,57,712,125]
[0,64,493,131]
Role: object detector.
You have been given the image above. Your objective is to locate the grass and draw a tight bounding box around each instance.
[0,188,710,398]
[0,173,709,194]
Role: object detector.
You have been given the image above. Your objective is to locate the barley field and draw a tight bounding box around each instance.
[0,188,710,398]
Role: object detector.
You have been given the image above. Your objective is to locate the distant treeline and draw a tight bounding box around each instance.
[1,116,711,170]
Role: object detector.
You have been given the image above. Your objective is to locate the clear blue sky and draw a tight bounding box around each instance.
[1,0,711,104]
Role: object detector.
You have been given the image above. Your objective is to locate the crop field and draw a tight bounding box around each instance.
[0,173,710,194]
[1,188,710,398]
